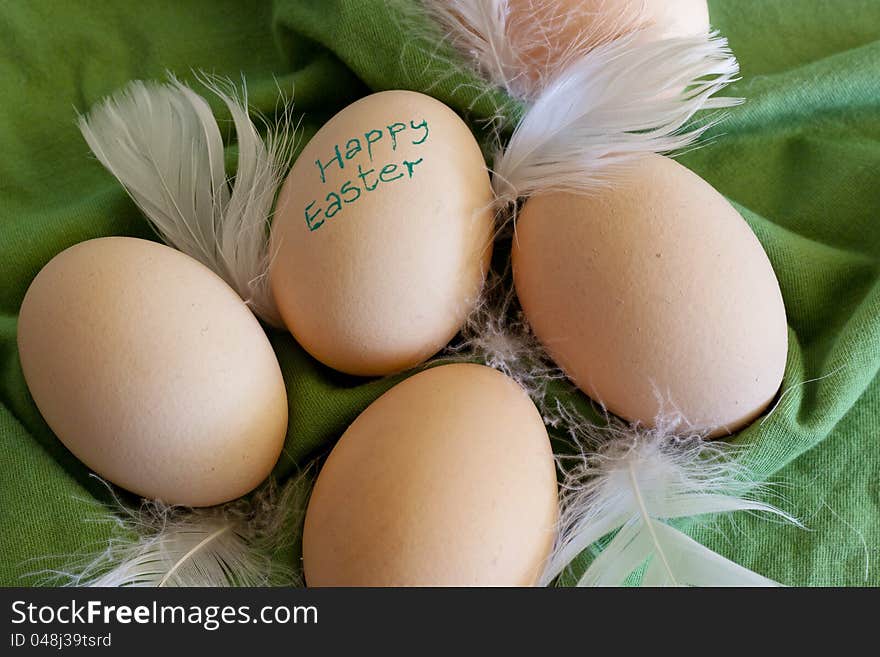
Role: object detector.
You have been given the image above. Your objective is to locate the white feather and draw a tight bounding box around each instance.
[426,0,644,100]
[428,2,740,204]
[492,31,741,203]
[40,473,312,587]
[427,0,523,97]
[78,76,296,326]
[541,408,802,587]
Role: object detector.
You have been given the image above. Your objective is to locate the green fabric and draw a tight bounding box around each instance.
[1,0,877,586]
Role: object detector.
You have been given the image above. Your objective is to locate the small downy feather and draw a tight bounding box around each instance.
[442,263,565,406]
[541,408,802,587]
[491,31,741,204]
[41,472,312,587]
[78,75,296,326]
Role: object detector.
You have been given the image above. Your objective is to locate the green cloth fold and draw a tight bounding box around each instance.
[1,0,877,586]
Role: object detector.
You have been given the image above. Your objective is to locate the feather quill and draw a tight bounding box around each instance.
[541,408,801,587]
[42,472,312,587]
[78,76,295,326]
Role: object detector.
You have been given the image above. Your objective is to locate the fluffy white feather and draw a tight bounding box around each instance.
[427,0,523,97]
[541,408,801,587]
[426,0,643,100]
[42,473,311,587]
[491,31,741,203]
[78,76,295,326]
[428,0,740,203]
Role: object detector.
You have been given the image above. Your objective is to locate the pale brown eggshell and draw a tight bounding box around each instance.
[512,154,788,436]
[302,363,559,586]
[509,0,710,40]
[270,91,494,377]
[507,0,710,81]
[17,237,288,507]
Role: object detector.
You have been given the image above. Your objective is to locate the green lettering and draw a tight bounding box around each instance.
[364,129,383,161]
[410,119,429,145]
[403,157,423,178]
[340,180,361,203]
[315,144,343,183]
[387,122,406,150]
[345,138,362,160]
[305,201,324,231]
[379,163,404,183]
[357,164,378,191]
[325,191,342,218]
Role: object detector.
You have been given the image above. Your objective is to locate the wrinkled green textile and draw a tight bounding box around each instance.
[1,0,877,586]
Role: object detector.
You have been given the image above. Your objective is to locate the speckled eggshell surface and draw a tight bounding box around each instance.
[17,237,288,507]
[270,91,494,377]
[512,154,788,436]
[302,363,559,586]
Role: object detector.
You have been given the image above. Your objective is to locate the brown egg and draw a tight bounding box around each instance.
[512,154,787,436]
[303,363,558,586]
[270,91,494,377]
[507,0,710,81]
[17,237,288,506]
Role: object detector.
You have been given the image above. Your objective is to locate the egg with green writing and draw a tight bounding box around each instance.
[270,91,494,376]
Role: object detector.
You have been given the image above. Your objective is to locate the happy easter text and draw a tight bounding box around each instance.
[304,119,429,231]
